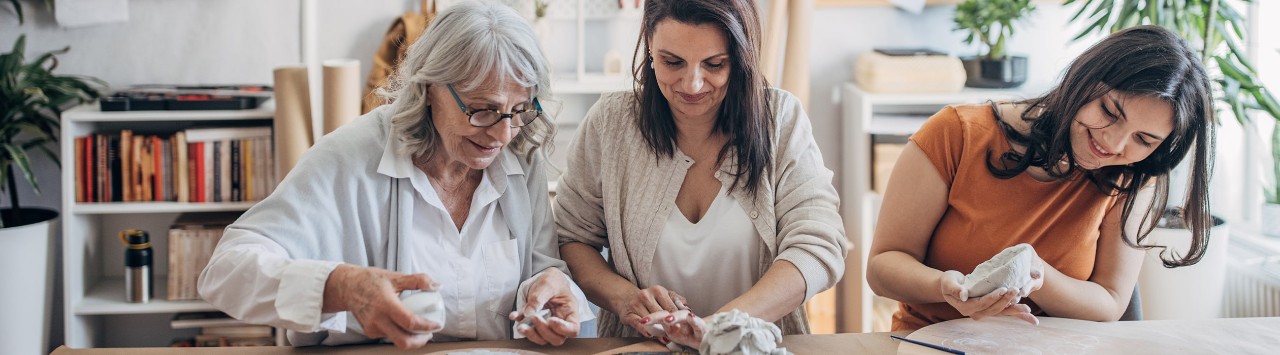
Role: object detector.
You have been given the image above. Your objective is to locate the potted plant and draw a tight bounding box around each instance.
[1065,0,1280,318]
[0,34,101,355]
[952,0,1036,88]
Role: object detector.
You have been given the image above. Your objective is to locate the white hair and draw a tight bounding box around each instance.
[381,0,554,161]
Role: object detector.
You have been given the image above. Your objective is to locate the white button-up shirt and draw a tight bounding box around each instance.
[405,156,518,341]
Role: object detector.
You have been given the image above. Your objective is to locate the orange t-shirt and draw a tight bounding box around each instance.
[891,104,1120,331]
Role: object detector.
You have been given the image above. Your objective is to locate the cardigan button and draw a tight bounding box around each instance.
[714,171,721,178]
[749,210,759,219]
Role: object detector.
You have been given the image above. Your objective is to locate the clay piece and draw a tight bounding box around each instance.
[963,243,1039,298]
[516,308,551,329]
[699,309,790,355]
[400,291,447,331]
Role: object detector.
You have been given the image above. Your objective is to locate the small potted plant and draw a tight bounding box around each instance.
[953,0,1036,88]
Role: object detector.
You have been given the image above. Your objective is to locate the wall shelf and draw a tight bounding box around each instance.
[76,278,218,315]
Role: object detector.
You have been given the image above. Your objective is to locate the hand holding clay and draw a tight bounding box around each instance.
[322,264,442,349]
[963,243,1044,298]
[399,291,446,330]
[937,243,1044,325]
[616,285,688,338]
[510,268,580,346]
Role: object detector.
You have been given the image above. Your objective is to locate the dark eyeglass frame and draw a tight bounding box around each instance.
[446,83,544,128]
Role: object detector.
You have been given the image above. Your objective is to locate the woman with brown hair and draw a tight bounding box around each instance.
[867,25,1216,331]
[554,0,847,349]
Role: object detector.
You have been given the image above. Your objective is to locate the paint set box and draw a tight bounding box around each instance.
[99,85,273,111]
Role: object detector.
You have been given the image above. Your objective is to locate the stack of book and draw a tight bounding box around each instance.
[170,312,276,347]
[74,126,276,203]
[167,212,241,301]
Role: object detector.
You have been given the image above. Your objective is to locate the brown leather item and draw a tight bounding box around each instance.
[362,0,437,114]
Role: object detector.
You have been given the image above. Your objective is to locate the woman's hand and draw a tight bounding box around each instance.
[614,285,689,337]
[938,270,1039,325]
[510,268,581,346]
[322,264,443,349]
[644,309,706,349]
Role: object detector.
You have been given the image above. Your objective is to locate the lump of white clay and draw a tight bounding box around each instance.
[400,291,447,331]
[699,309,790,355]
[516,309,550,329]
[963,243,1038,298]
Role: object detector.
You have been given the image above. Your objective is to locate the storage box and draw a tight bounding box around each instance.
[854,50,965,93]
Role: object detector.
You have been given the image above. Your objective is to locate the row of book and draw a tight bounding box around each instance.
[167,212,240,301]
[170,312,277,347]
[74,126,277,203]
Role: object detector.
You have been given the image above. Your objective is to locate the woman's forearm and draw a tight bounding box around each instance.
[559,242,638,314]
[1028,265,1128,321]
[866,251,947,304]
[719,260,805,322]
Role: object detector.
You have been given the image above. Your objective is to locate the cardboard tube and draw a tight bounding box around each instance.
[322,59,362,135]
[272,65,314,178]
[782,0,813,108]
[761,0,788,85]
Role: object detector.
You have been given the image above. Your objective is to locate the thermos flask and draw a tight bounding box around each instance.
[120,229,153,303]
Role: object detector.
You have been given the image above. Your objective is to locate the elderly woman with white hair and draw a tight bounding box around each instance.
[197,0,590,349]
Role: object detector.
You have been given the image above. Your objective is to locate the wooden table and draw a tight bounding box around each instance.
[51,332,904,355]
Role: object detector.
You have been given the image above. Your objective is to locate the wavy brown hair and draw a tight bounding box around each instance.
[988,25,1215,267]
[631,0,772,196]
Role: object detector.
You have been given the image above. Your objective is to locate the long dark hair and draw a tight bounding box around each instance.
[988,25,1215,267]
[631,0,772,196]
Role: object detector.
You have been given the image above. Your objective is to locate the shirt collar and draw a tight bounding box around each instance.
[377,131,526,187]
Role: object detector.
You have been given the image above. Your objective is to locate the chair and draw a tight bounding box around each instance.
[1119,285,1142,321]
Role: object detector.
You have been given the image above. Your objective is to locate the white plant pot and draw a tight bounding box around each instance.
[0,210,58,355]
[1261,203,1280,238]
[1138,216,1229,320]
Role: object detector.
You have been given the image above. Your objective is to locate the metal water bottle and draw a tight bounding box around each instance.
[120,229,153,303]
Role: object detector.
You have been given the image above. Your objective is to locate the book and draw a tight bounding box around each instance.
[74,137,84,203]
[175,132,188,202]
[121,130,132,201]
[171,312,244,329]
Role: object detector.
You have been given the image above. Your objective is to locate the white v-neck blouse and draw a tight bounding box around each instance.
[651,185,762,316]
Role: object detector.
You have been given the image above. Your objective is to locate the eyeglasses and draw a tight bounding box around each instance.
[446,84,544,128]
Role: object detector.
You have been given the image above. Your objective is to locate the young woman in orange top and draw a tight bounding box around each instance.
[867,25,1217,331]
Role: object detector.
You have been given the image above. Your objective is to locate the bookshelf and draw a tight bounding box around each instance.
[837,82,1043,333]
[60,102,276,348]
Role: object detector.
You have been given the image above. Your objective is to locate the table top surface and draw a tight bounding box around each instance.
[51,332,903,355]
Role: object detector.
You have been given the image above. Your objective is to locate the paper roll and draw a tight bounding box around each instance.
[272,65,315,179]
[782,0,813,108]
[322,59,362,135]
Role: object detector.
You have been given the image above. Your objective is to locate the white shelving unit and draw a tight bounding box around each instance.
[838,82,1042,332]
[60,103,275,348]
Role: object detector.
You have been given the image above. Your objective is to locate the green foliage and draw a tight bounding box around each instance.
[0,35,103,222]
[953,0,1037,60]
[1066,0,1280,204]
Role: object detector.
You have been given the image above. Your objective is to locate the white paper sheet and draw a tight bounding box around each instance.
[900,317,1280,355]
[54,0,128,28]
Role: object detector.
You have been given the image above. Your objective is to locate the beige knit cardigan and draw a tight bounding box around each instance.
[554,88,849,337]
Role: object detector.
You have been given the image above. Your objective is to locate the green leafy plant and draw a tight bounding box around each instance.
[1066,0,1280,204]
[953,0,1037,61]
[0,35,102,226]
